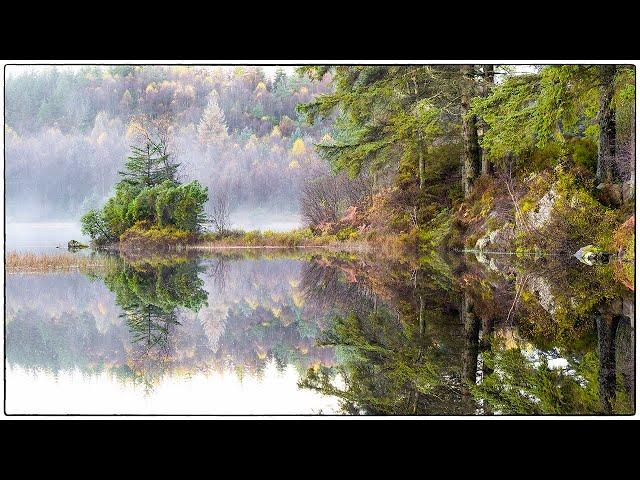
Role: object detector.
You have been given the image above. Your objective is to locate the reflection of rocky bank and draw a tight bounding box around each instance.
[466,251,635,414]
[297,250,635,415]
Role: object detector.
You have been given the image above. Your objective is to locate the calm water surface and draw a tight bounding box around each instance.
[4,240,635,415]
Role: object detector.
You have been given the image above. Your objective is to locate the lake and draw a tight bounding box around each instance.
[4,240,635,415]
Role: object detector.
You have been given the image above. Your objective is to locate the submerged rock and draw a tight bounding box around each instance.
[68,239,88,250]
[574,245,611,265]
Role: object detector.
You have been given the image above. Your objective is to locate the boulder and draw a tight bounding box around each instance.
[68,239,88,250]
[474,223,515,252]
[475,235,491,251]
[596,182,623,206]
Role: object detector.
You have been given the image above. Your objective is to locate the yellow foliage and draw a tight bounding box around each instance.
[255,82,267,97]
[291,291,305,309]
[289,160,300,169]
[290,138,306,157]
[271,126,282,137]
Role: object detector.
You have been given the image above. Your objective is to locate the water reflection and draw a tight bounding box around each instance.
[297,252,635,415]
[5,248,635,415]
[100,256,208,390]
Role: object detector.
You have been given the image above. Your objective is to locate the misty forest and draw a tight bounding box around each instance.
[4,64,636,416]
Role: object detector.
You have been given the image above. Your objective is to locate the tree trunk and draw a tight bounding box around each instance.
[418,295,425,335]
[596,65,618,184]
[597,305,621,415]
[479,315,496,377]
[480,65,495,175]
[461,292,480,393]
[460,65,481,198]
[418,147,425,190]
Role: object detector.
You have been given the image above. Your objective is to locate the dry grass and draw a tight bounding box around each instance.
[5,251,112,273]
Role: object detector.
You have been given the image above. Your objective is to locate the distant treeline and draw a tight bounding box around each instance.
[5,66,334,221]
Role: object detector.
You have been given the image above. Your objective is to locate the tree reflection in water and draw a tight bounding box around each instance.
[101,255,208,389]
[298,252,635,415]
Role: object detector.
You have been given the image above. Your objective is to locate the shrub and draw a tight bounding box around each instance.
[120,221,193,249]
[336,226,358,241]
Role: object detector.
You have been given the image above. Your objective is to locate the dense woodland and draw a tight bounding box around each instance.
[294,65,635,266]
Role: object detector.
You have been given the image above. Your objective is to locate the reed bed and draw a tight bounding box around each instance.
[5,251,112,273]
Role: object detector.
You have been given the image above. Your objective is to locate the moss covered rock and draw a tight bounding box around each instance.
[67,239,88,250]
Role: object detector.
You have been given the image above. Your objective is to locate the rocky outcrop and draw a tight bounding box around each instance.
[474,222,515,252]
[526,187,558,230]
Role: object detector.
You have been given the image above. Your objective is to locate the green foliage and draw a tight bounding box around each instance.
[80,209,114,245]
[119,143,179,190]
[103,257,208,313]
[472,72,541,160]
[336,226,358,241]
[568,138,597,172]
[299,311,443,414]
[100,256,208,354]
[81,140,208,245]
[299,66,459,178]
[119,221,192,248]
[419,208,452,249]
[471,347,603,415]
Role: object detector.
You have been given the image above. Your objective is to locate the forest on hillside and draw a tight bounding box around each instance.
[5,66,333,221]
[292,65,635,264]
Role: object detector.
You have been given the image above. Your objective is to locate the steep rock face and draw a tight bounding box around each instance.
[525,187,558,230]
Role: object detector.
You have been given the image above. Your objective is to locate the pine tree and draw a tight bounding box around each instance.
[460,64,481,198]
[118,138,178,189]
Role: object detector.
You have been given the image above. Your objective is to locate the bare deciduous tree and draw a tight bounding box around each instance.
[211,189,231,234]
[300,170,374,227]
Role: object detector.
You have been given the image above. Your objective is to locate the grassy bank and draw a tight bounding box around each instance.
[5,251,114,274]
[108,225,375,253]
[193,228,370,250]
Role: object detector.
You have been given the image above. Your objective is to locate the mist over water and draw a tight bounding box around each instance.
[5,222,88,252]
[4,65,332,233]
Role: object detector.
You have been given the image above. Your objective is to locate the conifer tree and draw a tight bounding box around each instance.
[118,138,178,189]
[460,64,481,199]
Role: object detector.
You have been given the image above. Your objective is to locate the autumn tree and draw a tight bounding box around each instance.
[197,92,229,146]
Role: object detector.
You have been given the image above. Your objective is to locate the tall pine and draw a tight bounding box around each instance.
[118,138,179,189]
